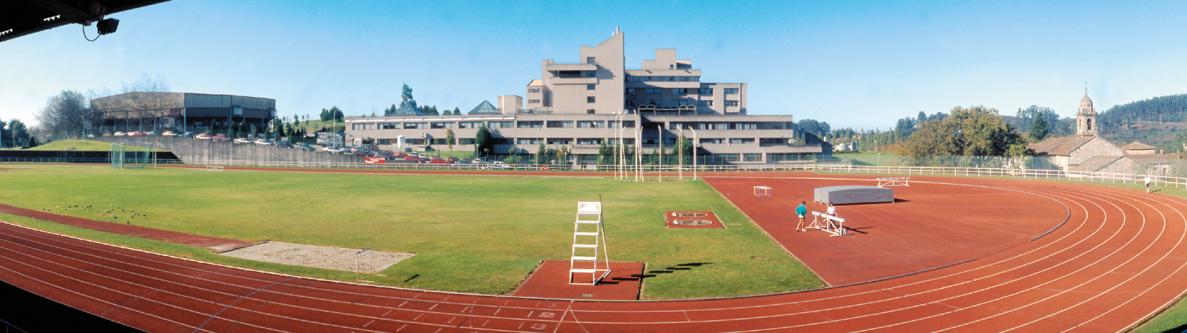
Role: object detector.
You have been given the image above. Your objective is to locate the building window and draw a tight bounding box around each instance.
[587,96,596,103]
[577,138,602,145]
[403,122,425,129]
[725,100,739,107]
[672,88,687,95]
[458,138,476,145]
[586,109,596,114]
[743,153,762,162]
[547,138,572,145]
[547,121,573,128]
[699,87,713,95]
[430,122,449,129]
[528,88,541,93]
[724,88,739,95]
[516,138,542,145]
[628,76,642,82]
[488,121,514,128]
[586,56,596,64]
[459,121,484,129]
[587,84,596,90]
[699,138,724,144]
[729,138,755,144]
[527,99,540,104]
[645,88,661,94]
[577,121,602,128]
[517,121,543,128]
[380,123,398,129]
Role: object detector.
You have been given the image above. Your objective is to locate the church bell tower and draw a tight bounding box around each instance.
[1076,85,1097,137]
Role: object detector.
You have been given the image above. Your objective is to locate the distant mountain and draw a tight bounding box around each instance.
[1099,94,1187,151]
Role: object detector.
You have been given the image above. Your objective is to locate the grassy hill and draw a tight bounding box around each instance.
[11,139,162,152]
[1099,94,1187,151]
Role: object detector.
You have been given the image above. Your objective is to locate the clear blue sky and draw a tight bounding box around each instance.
[3,0,1187,129]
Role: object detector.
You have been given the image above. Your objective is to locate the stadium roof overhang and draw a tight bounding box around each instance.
[0,0,166,43]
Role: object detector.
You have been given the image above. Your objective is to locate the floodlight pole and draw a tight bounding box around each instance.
[635,126,642,182]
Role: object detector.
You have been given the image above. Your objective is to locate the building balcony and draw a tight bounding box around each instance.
[546,63,598,72]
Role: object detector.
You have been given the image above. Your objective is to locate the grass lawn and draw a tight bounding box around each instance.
[0,164,821,299]
[831,152,905,166]
[22,139,159,152]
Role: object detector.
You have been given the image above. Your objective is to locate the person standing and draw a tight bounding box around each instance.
[827,203,837,218]
[1144,175,1153,193]
[795,201,808,232]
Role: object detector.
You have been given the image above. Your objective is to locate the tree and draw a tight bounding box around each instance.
[36,90,88,140]
[902,106,1030,165]
[597,141,613,165]
[536,143,549,164]
[6,119,32,148]
[399,84,417,111]
[445,129,455,152]
[796,119,831,139]
[475,126,494,157]
[452,107,461,115]
[1029,115,1050,141]
[555,146,570,165]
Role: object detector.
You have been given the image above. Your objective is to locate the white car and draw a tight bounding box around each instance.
[253,139,271,145]
[195,133,212,140]
[161,131,177,137]
[233,138,251,144]
[114,132,127,136]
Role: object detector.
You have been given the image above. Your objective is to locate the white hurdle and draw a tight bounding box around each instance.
[877,177,910,188]
[753,185,773,198]
[808,211,846,237]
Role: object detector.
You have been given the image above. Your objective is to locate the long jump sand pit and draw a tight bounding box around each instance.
[220,241,413,273]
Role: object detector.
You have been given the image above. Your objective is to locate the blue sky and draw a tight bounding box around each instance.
[3,0,1186,129]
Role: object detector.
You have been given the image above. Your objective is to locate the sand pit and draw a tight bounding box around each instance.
[220,241,413,273]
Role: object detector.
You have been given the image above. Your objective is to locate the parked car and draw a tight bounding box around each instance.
[253,139,272,145]
[161,131,178,137]
[429,158,450,164]
[195,133,212,140]
[212,134,228,141]
[233,138,251,144]
[114,132,127,137]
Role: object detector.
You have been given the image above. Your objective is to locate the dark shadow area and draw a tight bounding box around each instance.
[1162,323,1186,333]
[403,274,420,283]
[843,226,874,235]
[0,281,134,332]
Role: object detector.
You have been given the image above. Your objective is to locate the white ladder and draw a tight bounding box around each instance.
[570,201,611,285]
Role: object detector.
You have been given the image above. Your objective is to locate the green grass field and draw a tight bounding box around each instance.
[0,164,821,299]
[21,139,158,152]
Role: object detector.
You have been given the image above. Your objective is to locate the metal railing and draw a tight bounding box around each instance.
[131,159,1187,190]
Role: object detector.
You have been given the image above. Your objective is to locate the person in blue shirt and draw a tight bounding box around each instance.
[795,201,808,232]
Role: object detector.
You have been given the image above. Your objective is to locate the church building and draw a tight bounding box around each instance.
[1030,88,1178,175]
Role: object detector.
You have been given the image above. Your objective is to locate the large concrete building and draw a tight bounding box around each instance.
[90,92,276,135]
[346,29,820,164]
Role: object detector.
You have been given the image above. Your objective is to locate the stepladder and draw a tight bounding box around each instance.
[570,201,612,285]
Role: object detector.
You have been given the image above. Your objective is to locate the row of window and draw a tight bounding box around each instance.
[627,76,700,82]
[667,122,792,130]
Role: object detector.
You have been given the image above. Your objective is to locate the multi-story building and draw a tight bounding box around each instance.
[90,92,276,135]
[346,29,820,164]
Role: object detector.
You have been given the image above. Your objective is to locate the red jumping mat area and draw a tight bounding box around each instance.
[665,210,723,229]
[512,260,645,300]
[705,175,1069,286]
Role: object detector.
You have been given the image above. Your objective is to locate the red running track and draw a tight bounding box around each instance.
[1,175,1186,332]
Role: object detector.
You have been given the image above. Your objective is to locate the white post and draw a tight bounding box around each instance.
[690,128,698,181]
[678,127,684,181]
[635,126,643,182]
[657,124,663,182]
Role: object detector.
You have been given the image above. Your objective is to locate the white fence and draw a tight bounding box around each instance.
[171,160,1187,190]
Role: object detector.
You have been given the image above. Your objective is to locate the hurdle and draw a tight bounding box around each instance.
[877,177,910,188]
[808,211,846,237]
[753,185,773,198]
